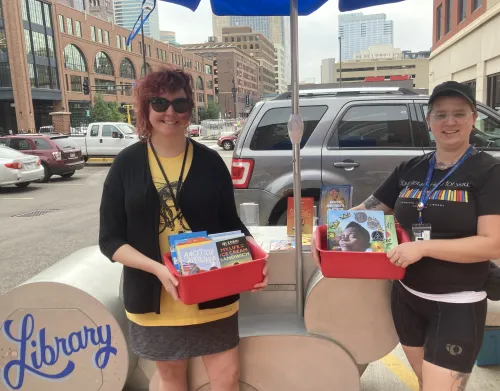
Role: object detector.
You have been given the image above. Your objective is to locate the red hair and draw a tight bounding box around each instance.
[133,67,194,140]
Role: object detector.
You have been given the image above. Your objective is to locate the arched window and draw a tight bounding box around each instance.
[94,51,114,76]
[63,44,87,72]
[197,76,203,90]
[141,63,153,77]
[120,58,136,79]
[189,75,195,89]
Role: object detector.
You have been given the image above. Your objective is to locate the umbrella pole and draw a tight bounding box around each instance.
[290,0,303,317]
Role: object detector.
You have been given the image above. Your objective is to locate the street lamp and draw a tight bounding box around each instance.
[141,5,152,77]
[224,70,237,119]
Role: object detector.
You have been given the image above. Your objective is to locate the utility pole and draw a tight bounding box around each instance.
[338,36,342,87]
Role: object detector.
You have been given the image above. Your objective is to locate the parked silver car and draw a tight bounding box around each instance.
[231,87,500,225]
[0,145,44,188]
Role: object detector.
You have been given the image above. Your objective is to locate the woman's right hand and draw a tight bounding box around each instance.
[155,265,180,301]
[311,231,321,270]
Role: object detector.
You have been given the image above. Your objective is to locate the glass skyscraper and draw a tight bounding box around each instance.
[338,13,394,61]
[113,0,160,40]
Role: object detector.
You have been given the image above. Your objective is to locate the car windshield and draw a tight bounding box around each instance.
[51,137,80,149]
[116,124,136,134]
[0,145,24,159]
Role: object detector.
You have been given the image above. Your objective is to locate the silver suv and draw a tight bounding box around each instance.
[231,87,500,225]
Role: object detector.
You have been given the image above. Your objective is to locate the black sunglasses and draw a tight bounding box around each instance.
[150,97,191,113]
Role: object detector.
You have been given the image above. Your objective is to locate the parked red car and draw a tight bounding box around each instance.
[0,134,85,182]
[217,131,239,151]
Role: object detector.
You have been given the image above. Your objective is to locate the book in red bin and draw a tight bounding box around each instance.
[163,233,268,305]
[315,220,411,280]
[215,235,253,267]
[287,197,314,236]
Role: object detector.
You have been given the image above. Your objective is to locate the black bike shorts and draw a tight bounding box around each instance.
[391,281,487,374]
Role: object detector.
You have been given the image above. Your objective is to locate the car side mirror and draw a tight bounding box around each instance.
[112,131,123,139]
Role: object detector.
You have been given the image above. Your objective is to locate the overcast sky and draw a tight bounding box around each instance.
[157,0,433,82]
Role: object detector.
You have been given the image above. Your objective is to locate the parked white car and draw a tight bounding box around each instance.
[0,145,44,188]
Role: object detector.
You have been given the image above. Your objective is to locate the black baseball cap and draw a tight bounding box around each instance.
[428,81,476,108]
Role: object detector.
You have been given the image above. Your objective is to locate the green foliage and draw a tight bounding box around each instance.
[199,100,220,121]
[90,94,125,123]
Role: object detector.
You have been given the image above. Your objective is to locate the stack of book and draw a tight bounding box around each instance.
[168,230,253,275]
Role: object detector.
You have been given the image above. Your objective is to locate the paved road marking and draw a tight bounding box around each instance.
[381,353,420,391]
[0,197,35,200]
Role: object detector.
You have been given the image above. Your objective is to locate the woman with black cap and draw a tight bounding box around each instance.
[312,81,500,390]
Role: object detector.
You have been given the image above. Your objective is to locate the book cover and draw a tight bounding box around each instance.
[216,236,253,267]
[169,231,208,267]
[384,215,399,252]
[319,185,353,225]
[176,239,221,274]
[270,239,295,251]
[287,197,314,236]
[208,230,242,240]
[327,210,386,253]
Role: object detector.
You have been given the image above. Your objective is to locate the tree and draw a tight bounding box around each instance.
[199,100,220,121]
[90,94,125,122]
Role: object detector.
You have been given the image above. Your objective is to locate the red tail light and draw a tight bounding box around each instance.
[36,159,41,166]
[5,162,22,169]
[231,158,254,189]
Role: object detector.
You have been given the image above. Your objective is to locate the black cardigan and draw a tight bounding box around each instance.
[98,139,251,314]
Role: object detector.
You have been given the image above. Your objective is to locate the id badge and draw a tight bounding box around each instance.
[412,224,431,241]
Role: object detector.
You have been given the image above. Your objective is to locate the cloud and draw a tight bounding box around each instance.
[158,0,433,82]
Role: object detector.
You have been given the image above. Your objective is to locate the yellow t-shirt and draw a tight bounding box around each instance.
[126,141,238,326]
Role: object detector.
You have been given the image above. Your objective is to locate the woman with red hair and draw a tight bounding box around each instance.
[99,68,268,391]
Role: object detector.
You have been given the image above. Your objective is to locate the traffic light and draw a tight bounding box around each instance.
[83,80,90,95]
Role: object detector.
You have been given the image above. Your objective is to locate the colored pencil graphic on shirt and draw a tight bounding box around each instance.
[398,187,469,203]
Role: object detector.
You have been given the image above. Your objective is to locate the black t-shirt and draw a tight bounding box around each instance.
[373,150,500,294]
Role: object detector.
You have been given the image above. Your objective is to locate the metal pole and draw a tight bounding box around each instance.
[339,36,342,87]
[141,11,147,77]
[290,0,303,317]
[232,78,237,119]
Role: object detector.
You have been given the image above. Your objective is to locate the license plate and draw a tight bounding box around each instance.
[69,153,76,158]
[25,164,34,170]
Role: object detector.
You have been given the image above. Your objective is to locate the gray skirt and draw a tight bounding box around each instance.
[128,312,240,361]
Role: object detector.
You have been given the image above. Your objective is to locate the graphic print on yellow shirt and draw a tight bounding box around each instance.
[126,141,238,326]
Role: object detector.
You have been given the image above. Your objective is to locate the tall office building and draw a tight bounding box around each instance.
[338,13,393,61]
[113,0,160,40]
[160,30,177,45]
[213,15,291,83]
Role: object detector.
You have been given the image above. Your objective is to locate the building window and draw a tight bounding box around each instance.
[95,79,116,95]
[117,35,121,49]
[197,93,204,103]
[70,75,82,92]
[436,5,442,41]
[97,29,103,44]
[458,0,466,23]
[196,77,204,90]
[91,26,96,41]
[473,0,483,10]
[120,58,136,79]
[487,74,500,110]
[104,31,109,45]
[59,15,65,33]
[67,18,73,35]
[29,0,44,26]
[0,62,12,88]
[43,3,51,28]
[445,0,452,34]
[75,21,82,37]
[64,44,87,72]
[122,37,127,51]
[94,52,114,75]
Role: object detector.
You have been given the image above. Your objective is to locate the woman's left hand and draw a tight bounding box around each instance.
[387,241,426,268]
[246,236,269,292]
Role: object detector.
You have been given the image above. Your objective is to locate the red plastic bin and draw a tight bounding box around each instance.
[315,223,410,280]
[163,241,267,305]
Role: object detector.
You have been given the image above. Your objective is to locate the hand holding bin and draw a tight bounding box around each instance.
[163,240,268,305]
[315,224,411,280]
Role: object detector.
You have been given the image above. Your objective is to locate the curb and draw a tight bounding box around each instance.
[86,158,115,163]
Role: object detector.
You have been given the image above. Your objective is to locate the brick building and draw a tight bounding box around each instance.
[0,0,215,134]
[182,43,260,118]
[430,0,500,109]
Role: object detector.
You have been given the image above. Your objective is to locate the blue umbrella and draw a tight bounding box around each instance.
[128,0,407,316]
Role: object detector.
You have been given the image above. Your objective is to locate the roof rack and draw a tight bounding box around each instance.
[274,87,418,100]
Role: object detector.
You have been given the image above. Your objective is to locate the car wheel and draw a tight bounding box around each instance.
[36,163,52,183]
[15,182,30,188]
[222,141,234,151]
[83,156,89,163]
[60,172,75,179]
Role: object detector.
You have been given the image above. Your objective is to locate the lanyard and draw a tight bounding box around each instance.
[149,138,189,214]
[417,145,473,224]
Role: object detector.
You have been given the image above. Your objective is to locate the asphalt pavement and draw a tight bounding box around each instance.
[0,139,232,296]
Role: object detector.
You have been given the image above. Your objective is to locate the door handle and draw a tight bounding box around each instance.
[334,161,360,169]
[100,139,103,143]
